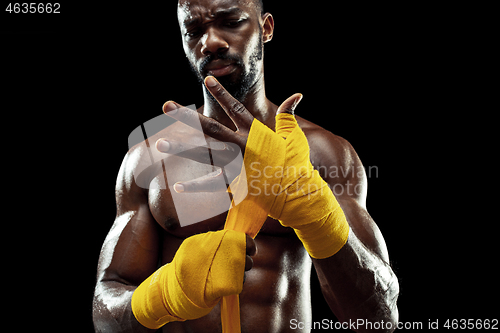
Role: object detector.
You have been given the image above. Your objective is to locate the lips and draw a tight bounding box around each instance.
[203,61,237,77]
[208,64,237,77]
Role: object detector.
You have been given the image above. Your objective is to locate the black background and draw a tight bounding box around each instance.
[2,2,496,332]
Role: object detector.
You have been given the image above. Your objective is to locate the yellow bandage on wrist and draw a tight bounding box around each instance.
[228,114,350,259]
[271,113,350,258]
[131,230,245,329]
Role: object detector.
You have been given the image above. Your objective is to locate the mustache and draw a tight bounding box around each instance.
[199,53,244,74]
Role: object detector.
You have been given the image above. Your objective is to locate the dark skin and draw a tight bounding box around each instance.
[93,0,399,332]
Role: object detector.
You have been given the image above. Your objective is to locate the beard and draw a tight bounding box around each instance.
[188,31,263,102]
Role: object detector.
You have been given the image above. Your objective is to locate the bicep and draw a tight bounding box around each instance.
[97,207,161,286]
[93,152,163,332]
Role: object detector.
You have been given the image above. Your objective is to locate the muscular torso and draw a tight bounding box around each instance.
[143,116,330,332]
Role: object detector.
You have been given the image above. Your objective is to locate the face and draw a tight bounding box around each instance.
[177,0,273,101]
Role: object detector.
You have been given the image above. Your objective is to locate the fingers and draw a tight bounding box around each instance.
[277,93,303,115]
[156,140,212,165]
[204,76,254,132]
[156,139,240,168]
[163,100,238,144]
[244,257,253,275]
[173,169,227,193]
[245,234,257,272]
[245,234,257,257]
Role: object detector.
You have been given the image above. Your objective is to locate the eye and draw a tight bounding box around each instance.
[186,28,202,38]
[225,19,245,28]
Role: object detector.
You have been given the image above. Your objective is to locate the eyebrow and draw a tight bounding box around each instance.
[184,7,245,28]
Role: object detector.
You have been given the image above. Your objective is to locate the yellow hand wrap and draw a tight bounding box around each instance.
[131,230,245,329]
[132,113,350,332]
[228,113,350,259]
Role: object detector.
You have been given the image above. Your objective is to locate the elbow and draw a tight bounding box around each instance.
[377,305,399,333]
[370,268,400,332]
[92,281,128,332]
[385,279,400,332]
[348,308,399,333]
[386,306,399,333]
[365,278,400,333]
[371,301,399,333]
[366,276,399,333]
[384,276,400,332]
[348,277,400,333]
[351,304,399,333]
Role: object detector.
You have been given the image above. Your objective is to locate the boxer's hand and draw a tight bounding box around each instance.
[244,234,257,283]
[132,229,254,328]
[156,76,302,193]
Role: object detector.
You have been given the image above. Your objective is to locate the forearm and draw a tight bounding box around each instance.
[313,231,399,332]
[93,280,156,333]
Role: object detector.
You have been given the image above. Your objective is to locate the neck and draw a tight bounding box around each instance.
[201,75,277,131]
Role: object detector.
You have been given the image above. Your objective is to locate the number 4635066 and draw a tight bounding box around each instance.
[6,3,61,14]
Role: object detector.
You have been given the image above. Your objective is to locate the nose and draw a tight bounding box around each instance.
[200,27,229,56]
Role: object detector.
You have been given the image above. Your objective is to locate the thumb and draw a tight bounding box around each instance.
[277,93,303,115]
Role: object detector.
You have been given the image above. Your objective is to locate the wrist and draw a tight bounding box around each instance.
[132,264,187,329]
[293,202,350,259]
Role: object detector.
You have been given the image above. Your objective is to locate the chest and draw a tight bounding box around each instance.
[147,154,292,238]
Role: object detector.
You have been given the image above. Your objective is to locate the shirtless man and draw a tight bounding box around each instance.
[92,0,399,332]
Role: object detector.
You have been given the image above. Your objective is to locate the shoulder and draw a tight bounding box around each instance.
[296,116,367,205]
[296,116,355,164]
[295,115,359,172]
[115,143,151,215]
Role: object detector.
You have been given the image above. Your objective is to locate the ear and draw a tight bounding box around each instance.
[261,13,274,43]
